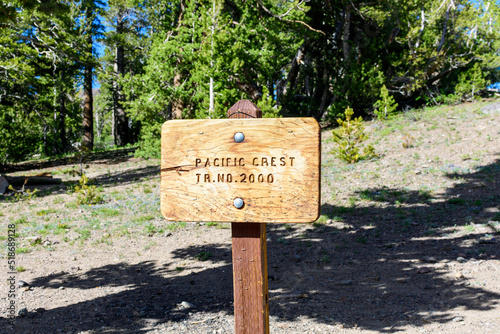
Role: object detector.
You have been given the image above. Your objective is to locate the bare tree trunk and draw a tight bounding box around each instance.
[437,5,451,54]
[59,68,68,152]
[308,53,328,119]
[113,10,129,146]
[172,73,184,119]
[317,65,329,120]
[342,5,352,65]
[111,105,115,142]
[209,0,217,117]
[82,62,93,151]
[277,41,308,103]
[82,7,94,151]
[209,77,214,116]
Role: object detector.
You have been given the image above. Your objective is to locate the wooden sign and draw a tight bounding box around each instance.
[161,118,320,223]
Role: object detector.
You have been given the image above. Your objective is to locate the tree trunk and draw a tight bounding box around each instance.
[172,73,184,119]
[82,7,94,151]
[277,41,308,104]
[82,62,93,151]
[113,10,129,146]
[317,65,330,120]
[59,67,68,152]
[342,5,352,65]
[309,52,328,118]
[437,5,450,54]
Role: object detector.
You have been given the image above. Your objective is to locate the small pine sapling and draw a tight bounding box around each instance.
[455,63,489,101]
[331,107,377,163]
[75,174,103,205]
[374,85,398,120]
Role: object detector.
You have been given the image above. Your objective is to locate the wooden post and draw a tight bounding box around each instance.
[161,100,320,333]
[228,100,269,334]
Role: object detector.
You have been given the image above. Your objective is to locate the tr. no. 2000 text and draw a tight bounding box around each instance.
[196,173,274,184]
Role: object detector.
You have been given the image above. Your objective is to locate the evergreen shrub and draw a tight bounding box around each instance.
[331,107,376,164]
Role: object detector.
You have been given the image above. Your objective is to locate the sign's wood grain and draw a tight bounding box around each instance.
[161,118,320,223]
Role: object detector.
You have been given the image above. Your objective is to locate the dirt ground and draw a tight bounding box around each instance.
[1,100,499,333]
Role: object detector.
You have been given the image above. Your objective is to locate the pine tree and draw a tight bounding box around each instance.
[331,107,376,164]
[0,1,82,160]
[79,0,105,151]
[99,0,149,147]
[374,85,398,120]
[455,63,489,100]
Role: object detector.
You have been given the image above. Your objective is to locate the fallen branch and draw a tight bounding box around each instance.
[5,175,62,186]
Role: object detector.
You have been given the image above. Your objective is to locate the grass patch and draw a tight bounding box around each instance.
[418,187,433,200]
[336,206,355,214]
[114,226,131,237]
[36,208,58,216]
[57,222,70,230]
[195,251,212,261]
[53,197,65,204]
[358,188,404,204]
[144,223,164,235]
[448,198,466,205]
[167,221,187,231]
[75,228,91,240]
[55,166,80,176]
[54,222,70,234]
[16,247,31,254]
[464,223,475,232]
[92,207,122,217]
[65,202,79,209]
[13,217,30,225]
[135,214,156,223]
[357,186,435,204]
[110,191,126,200]
[32,223,58,236]
[205,222,229,229]
[142,185,153,194]
[313,215,329,227]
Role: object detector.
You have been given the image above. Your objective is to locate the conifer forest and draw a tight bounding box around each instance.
[1,0,499,162]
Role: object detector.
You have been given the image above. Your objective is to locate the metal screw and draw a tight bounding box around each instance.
[234,132,245,143]
[234,198,244,209]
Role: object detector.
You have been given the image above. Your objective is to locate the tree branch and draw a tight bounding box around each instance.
[256,0,326,35]
[437,3,452,54]
[277,41,309,99]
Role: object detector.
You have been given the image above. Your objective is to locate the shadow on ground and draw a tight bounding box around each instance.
[0,148,138,174]
[3,159,499,333]
[11,258,234,333]
[1,163,160,201]
[93,165,160,187]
